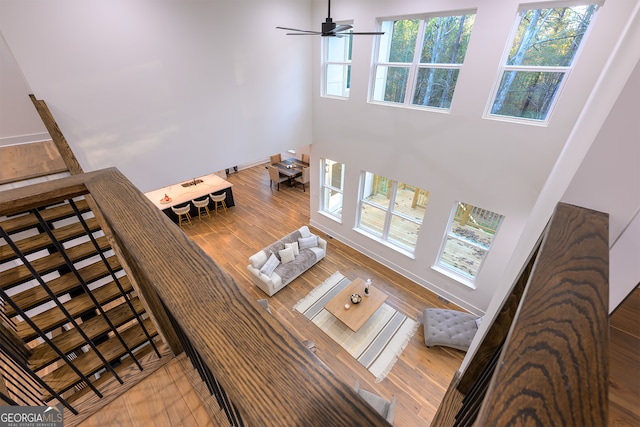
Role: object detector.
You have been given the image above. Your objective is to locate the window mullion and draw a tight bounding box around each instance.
[405,19,427,105]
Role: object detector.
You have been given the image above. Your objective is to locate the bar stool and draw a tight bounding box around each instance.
[210,192,227,214]
[171,203,192,227]
[192,197,211,220]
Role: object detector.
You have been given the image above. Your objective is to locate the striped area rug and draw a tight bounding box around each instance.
[294,271,418,382]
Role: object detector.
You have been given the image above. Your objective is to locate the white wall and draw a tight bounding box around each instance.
[309,0,640,312]
[0,0,313,192]
[562,60,640,312]
[1,0,637,315]
[0,33,48,145]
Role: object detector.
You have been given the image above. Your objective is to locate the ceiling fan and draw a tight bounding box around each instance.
[276,0,384,37]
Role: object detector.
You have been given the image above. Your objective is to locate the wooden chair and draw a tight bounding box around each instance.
[192,197,211,220]
[270,153,282,164]
[301,153,310,164]
[210,192,228,214]
[171,203,192,227]
[294,166,310,192]
[268,165,288,191]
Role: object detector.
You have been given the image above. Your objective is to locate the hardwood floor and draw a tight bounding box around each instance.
[175,164,464,427]
[81,354,220,427]
[82,163,638,426]
[608,286,640,426]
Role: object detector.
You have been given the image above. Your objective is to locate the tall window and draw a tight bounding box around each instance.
[323,28,353,97]
[371,12,476,109]
[436,202,504,283]
[489,4,598,122]
[320,159,345,220]
[357,172,429,254]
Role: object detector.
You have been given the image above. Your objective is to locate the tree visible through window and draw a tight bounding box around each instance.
[489,4,598,121]
[371,12,475,109]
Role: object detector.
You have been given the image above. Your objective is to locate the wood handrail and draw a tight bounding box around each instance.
[476,203,608,425]
[0,172,91,217]
[432,203,609,426]
[29,95,84,175]
[0,168,390,426]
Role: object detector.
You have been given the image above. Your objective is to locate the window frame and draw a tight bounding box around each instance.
[434,201,504,287]
[485,3,599,124]
[319,158,345,221]
[369,10,476,111]
[356,171,426,255]
[322,23,353,98]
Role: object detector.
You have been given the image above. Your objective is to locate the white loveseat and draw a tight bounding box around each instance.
[247,226,327,296]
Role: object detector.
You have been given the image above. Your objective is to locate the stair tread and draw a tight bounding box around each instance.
[0,235,112,290]
[5,255,123,317]
[62,340,169,407]
[30,297,147,371]
[0,199,91,235]
[16,276,133,342]
[0,217,101,263]
[40,318,158,401]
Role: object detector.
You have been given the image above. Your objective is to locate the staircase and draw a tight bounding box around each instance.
[0,97,176,424]
[0,195,162,413]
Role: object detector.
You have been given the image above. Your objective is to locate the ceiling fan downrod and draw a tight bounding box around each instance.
[322,0,336,34]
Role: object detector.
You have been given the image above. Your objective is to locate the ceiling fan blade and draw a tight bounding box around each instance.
[276,26,320,34]
[332,30,385,37]
[277,0,385,37]
[347,31,386,35]
[333,24,353,33]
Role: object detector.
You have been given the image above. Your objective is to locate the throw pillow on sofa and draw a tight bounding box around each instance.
[284,241,299,256]
[260,253,280,277]
[279,247,295,264]
[249,251,268,270]
[298,235,318,250]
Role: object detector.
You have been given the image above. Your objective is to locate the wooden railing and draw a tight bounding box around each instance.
[432,202,609,426]
[453,202,503,235]
[0,168,390,426]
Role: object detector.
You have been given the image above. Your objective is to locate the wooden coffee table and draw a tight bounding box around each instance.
[324,277,388,332]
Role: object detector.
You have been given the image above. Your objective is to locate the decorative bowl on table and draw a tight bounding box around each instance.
[350,294,362,304]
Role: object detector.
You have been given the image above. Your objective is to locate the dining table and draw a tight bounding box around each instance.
[273,158,309,181]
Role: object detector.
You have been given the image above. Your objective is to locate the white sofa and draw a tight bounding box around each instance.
[247,226,326,296]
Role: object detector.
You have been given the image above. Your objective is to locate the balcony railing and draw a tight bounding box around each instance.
[0,167,609,426]
[432,202,609,426]
[0,167,391,426]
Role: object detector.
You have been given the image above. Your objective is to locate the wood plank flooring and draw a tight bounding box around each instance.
[81,164,638,426]
[80,354,217,427]
[609,286,640,426]
[170,164,465,427]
